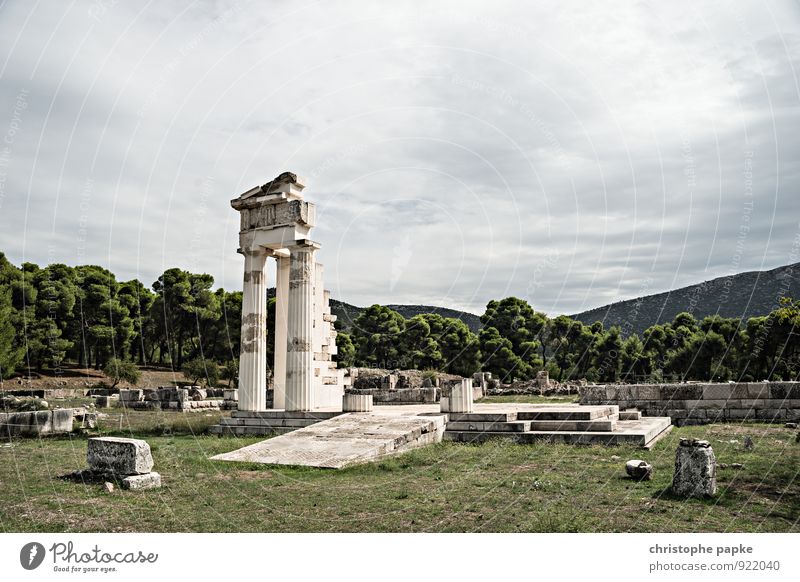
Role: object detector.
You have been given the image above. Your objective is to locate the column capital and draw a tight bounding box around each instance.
[238,245,277,257]
[287,239,321,252]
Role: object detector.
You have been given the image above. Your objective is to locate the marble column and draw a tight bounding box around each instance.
[273,254,290,409]
[285,242,317,411]
[238,248,269,412]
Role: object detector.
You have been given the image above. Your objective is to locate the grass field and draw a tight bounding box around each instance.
[0,408,797,533]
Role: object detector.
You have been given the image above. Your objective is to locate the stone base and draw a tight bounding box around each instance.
[209,409,343,436]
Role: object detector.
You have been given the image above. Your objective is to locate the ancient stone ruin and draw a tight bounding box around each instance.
[233,172,344,411]
[77,437,162,491]
[212,172,348,435]
[672,438,717,497]
[210,172,675,467]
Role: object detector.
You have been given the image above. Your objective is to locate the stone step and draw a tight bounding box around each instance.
[446,420,531,432]
[217,417,323,428]
[446,412,517,423]
[515,406,618,421]
[442,417,672,448]
[619,409,642,421]
[210,412,447,469]
[527,419,616,432]
[230,410,342,420]
[209,425,296,436]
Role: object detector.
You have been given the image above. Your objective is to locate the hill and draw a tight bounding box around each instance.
[329,300,482,333]
[570,263,800,336]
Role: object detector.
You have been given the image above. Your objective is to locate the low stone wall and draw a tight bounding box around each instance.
[116,386,224,411]
[349,387,440,405]
[0,409,74,436]
[579,382,800,426]
[1,388,80,399]
[120,399,223,411]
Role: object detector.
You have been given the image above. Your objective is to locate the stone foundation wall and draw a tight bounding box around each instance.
[579,382,800,426]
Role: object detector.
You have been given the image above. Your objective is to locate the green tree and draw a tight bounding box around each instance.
[402,315,444,370]
[151,268,221,368]
[434,316,481,377]
[593,326,622,382]
[334,331,356,368]
[221,359,239,388]
[479,325,531,381]
[118,279,155,364]
[620,335,651,381]
[103,358,141,388]
[0,287,23,379]
[182,357,220,386]
[352,305,407,367]
[73,265,131,369]
[480,297,544,375]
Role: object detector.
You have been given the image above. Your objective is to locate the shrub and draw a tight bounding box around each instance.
[221,359,239,388]
[102,358,141,388]
[182,357,220,387]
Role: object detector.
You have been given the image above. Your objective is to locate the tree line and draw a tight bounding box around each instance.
[341,296,800,383]
[0,253,798,384]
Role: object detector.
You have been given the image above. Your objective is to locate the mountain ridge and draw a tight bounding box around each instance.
[329,262,800,337]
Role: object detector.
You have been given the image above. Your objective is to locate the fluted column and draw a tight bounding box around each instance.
[238,247,269,412]
[285,242,318,411]
[273,254,290,409]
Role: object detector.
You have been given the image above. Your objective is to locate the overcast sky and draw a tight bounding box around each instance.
[0,0,798,315]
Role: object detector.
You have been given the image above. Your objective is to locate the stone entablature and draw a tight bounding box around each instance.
[237,199,316,232]
[579,382,800,425]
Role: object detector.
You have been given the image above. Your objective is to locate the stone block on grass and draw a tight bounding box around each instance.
[672,438,717,497]
[87,437,154,476]
[121,472,161,490]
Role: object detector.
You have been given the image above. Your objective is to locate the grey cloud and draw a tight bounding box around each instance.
[0,0,798,316]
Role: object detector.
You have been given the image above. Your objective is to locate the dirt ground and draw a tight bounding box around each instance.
[0,364,189,393]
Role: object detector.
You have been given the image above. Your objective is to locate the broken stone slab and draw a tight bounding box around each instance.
[625,459,653,480]
[223,389,239,401]
[121,472,161,490]
[672,440,717,497]
[87,437,154,476]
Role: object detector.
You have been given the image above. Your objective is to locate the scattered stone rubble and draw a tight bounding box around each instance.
[625,459,653,480]
[672,438,717,497]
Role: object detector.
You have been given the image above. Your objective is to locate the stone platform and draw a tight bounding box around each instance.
[442,404,672,448]
[210,409,446,468]
[210,403,672,469]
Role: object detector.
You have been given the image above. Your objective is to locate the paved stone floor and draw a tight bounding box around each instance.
[210,408,446,469]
